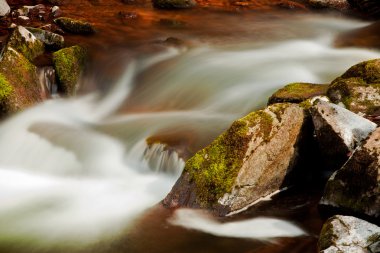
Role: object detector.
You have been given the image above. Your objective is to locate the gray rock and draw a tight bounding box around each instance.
[310,100,377,171]
[0,0,10,17]
[26,27,64,50]
[163,103,309,216]
[320,127,380,219]
[318,215,380,253]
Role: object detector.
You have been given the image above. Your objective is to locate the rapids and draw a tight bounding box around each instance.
[0,13,379,253]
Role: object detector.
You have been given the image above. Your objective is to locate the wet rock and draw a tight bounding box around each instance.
[320,127,380,219]
[310,100,377,171]
[17,16,31,26]
[46,0,65,5]
[54,17,95,34]
[318,215,380,253]
[7,26,45,62]
[309,0,351,11]
[26,27,64,50]
[152,0,196,9]
[327,59,380,116]
[52,45,87,96]
[348,0,380,18]
[51,6,62,18]
[0,46,43,117]
[0,0,10,17]
[163,103,308,216]
[268,82,328,105]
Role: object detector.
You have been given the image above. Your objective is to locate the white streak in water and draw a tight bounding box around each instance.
[168,209,306,240]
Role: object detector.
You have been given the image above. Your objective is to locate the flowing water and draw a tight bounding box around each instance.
[0,6,380,253]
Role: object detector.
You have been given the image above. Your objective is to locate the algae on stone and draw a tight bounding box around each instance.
[164,103,308,215]
[7,26,45,62]
[327,59,380,115]
[268,82,328,105]
[53,45,87,96]
[54,17,95,34]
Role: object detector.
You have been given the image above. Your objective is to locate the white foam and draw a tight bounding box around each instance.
[168,209,306,240]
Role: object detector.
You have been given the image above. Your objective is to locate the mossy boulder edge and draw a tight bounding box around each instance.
[53,45,87,96]
[163,103,308,215]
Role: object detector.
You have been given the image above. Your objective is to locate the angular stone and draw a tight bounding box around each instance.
[318,215,380,253]
[310,100,377,171]
[26,27,64,50]
[320,127,380,219]
[7,26,45,62]
[327,59,380,116]
[0,0,10,17]
[268,82,328,105]
[54,17,95,34]
[163,103,308,215]
[53,45,87,96]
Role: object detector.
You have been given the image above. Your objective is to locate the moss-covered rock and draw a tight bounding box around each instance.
[310,99,377,171]
[7,26,45,62]
[152,0,196,9]
[26,27,64,50]
[327,59,380,115]
[163,103,308,215]
[54,17,95,34]
[320,127,380,219]
[0,46,43,117]
[52,45,87,96]
[318,215,380,253]
[268,82,328,105]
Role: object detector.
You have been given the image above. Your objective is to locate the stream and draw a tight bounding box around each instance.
[0,5,379,253]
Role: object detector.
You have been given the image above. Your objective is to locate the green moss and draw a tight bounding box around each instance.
[54,17,95,34]
[341,59,380,84]
[0,74,13,102]
[185,107,279,205]
[268,82,327,105]
[7,26,44,62]
[53,46,87,96]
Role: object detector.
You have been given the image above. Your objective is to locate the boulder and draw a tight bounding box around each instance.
[163,103,309,215]
[54,17,95,34]
[320,127,380,219]
[0,0,10,17]
[310,100,377,171]
[26,27,64,50]
[52,45,87,96]
[327,59,380,116]
[318,215,380,253]
[268,82,328,105]
[7,26,45,62]
[152,0,196,9]
[0,47,43,117]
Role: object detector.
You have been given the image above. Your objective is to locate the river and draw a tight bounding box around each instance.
[0,3,379,253]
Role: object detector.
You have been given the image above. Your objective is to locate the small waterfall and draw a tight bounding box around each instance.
[38,66,58,98]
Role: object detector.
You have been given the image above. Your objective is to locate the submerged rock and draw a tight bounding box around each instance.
[7,26,45,62]
[348,0,380,18]
[26,27,64,50]
[0,0,10,17]
[54,17,95,34]
[309,0,351,11]
[268,82,328,105]
[320,127,380,219]
[52,45,87,96]
[310,100,377,171]
[318,215,380,253]
[163,103,308,215]
[327,59,380,116]
[152,0,196,9]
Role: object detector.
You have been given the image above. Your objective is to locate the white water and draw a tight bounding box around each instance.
[0,16,379,249]
[169,209,306,240]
